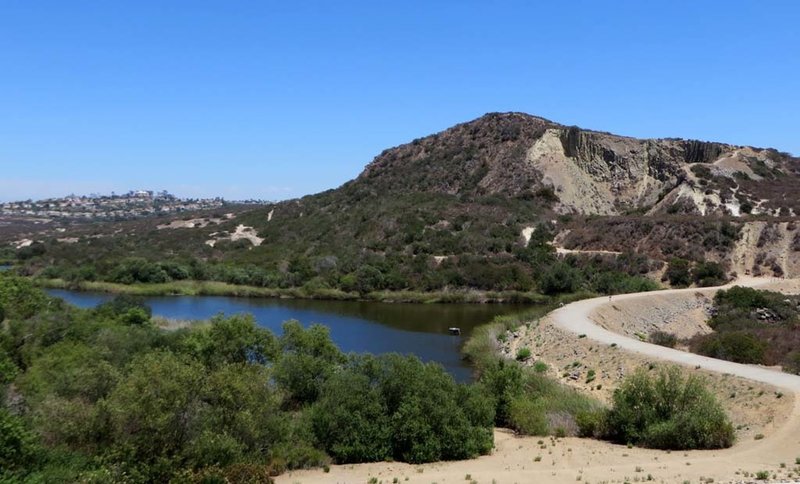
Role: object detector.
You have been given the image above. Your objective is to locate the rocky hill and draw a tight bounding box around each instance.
[356,112,799,216]
[6,112,800,292]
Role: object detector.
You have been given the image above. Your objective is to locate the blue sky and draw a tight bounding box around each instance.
[1,1,798,202]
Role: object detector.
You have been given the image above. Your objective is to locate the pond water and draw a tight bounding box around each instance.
[47,289,534,381]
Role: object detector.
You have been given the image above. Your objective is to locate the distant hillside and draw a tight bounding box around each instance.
[5,113,800,295]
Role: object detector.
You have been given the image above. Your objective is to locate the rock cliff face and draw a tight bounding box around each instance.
[356,112,798,217]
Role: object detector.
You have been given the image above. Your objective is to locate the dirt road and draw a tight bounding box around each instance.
[552,278,800,392]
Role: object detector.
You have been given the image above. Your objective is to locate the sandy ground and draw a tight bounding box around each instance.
[157,217,222,229]
[205,224,263,247]
[278,278,800,484]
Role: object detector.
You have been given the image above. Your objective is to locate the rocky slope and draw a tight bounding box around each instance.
[358,112,798,216]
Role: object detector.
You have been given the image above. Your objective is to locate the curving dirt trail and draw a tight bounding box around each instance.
[552,277,800,393]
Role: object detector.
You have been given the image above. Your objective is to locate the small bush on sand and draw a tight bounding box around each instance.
[603,366,734,450]
[649,331,678,348]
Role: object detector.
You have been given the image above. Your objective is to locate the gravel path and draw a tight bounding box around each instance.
[552,277,800,392]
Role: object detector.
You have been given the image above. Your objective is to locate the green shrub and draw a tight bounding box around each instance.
[516,347,532,361]
[603,366,734,450]
[538,262,583,295]
[508,397,548,435]
[665,259,691,287]
[312,354,494,464]
[478,360,524,426]
[649,331,677,348]
[692,261,726,287]
[576,409,606,438]
[694,332,766,364]
[0,408,38,474]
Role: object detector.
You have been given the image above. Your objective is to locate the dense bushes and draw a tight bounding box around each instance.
[649,331,678,348]
[664,258,727,287]
[475,358,599,437]
[689,287,800,370]
[665,258,691,287]
[0,274,500,481]
[312,355,494,463]
[692,261,726,287]
[694,331,766,364]
[18,191,674,299]
[586,366,734,450]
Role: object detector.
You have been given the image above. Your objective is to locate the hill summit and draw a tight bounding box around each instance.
[354,112,798,216]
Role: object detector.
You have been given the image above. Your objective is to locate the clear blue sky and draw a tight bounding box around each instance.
[2,1,798,202]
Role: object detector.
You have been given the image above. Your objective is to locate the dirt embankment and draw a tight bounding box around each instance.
[591,291,714,340]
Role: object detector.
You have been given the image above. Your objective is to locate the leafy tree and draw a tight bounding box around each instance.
[0,409,38,476]
[188,364,287,469]
[105,350,206,479]
[478,359,524,426]
[311,371,391,463]
[181,314,277,368]
[17,341,119,405]
[311,354,494,464]
[94,294,153,322]
[0,274,51,320]
[274,321,345,405]
[353,265,385,294]
[109,258,169,284]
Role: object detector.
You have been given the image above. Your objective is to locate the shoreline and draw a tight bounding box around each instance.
[34,278,556,305]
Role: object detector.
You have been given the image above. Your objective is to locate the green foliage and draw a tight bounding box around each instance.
[576,409,606,438]
[515,347,532,361]
[105,350,207,477]
[692,260,726,287]
[538,262,583,295]
[181,313,278,367]
[0,409,38,476]
[478,359,524,426]
[714,286,788,313]
[665,258,691,287]
[0,273,52,320]
[312,354,494,464]
[508,397,548,435]
[311,370,391,463]
[591,271,659,295]
[274,321,346,406]
[603,366,734,450]
[691,287,800,370]
[694,332,766,364]
[94,294,153,320]
[649,331,677,348]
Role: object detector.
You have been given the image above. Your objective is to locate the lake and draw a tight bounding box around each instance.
[47,289,534,381]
